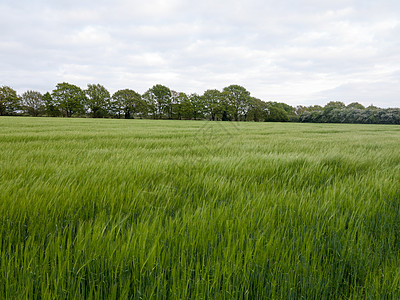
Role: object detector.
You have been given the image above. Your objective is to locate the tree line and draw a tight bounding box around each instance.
[1,83,399,124]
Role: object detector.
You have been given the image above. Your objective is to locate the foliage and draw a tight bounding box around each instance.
[347,102,365,109]
[0,86,20,116]
[203,89,223,120]
[85,84,110,118]
[247,97,266,122]
[111,89,143,119]
[1,82,399,124]
[52,83,86,117]
[299,106,400,124]
[144,84,172,119]
[43,92,61,117]
[324,101,346,110]
[21,90,44,117]
[263,101,294,122]
[223,85,251,121]
[190,93,205,120]
[174,92,192,120]
[265,106,289,122]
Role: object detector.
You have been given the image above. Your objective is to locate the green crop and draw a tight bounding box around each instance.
[1,117,399,298]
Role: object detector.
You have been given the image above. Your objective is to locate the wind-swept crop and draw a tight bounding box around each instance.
[1,117,399,298]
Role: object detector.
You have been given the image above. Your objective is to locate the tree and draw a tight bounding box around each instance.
[320,101,346,122]
[219,94,234,121]
[111,89,142,119]
[85,84,110,118]
[264,103,289,122]
[247,97,266,122]
[347,102,365,110]
[0,86,20,116]
[305,105,323,112]
[21,90,44,117]
[222,85,251,121]
[294,105,308,116]
[143,85,172,119]
[43,92,61,117]
[52,83,85,117]
[171,91,191,120]
[324,101,346,110]
[142,90,157,119]
[203,89,223,121]
[190,93,205,120]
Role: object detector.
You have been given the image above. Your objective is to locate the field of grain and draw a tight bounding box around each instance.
[1,117,400,298]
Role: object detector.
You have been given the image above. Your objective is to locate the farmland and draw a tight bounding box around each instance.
[1,117,400,298]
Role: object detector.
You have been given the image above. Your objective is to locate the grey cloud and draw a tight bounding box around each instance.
[0,0,399,107]
[315,81,400,107]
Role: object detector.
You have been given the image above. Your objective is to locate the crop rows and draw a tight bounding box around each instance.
[1,117,399,298]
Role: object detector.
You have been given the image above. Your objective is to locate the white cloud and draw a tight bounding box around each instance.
[0,0,399,107]
[69,26,112,46]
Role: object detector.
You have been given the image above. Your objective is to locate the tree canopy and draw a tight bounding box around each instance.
[22,90,44,117]
[52,83,86,117]
[0,86,20,116]
[85,84,110,118]
[1,82,399,124]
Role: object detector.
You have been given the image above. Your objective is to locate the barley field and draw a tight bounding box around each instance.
[1,117,400,298]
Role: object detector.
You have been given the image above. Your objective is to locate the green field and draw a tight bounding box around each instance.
[1,117,400,298]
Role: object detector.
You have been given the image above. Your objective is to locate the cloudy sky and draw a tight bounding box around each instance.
[1,0,399,107]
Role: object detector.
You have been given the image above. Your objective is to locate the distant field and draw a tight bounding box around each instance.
[1,117,400,298]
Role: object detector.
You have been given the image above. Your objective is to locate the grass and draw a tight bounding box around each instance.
[1,117,400,299]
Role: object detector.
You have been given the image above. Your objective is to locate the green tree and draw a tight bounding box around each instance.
[203,89,223,121]
[43,92,60,117]
[52,83,85,117]
[347,102,365,110]
[294,105,308,116]
[179,93,193,120]
[247,97,266,122]
[171,91,191,120]
[324,101,346,110]
[144,85,172,119]
[112,89,142,119]
[222,85,251,121]
[0,86,20,116]
[264,102,290,122]
[142,90,157,119]
[219,93,234,121]
[21,90,44,117]
[320,101,346,122]
[190,93,205,120]
[85,84,110,118]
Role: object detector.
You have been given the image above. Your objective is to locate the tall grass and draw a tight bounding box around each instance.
[1,117,400,298]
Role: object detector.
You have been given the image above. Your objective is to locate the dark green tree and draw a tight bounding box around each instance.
[52,83,86,117]
[179,93,193,120]
[85,84,110,118]
[222,85,251,121]
[21,90,44,117]
[142,90,157,119]
[347,102,365,109]
[0,86,20,116]
[171,91,191,120]
[190,93,205,120]
[43,92,60,117]
[112,89,142,119]
[203,89,223,121]
[247,97,266,122]
[264,105,289,122]
[324,101,346,109]
[144,85,172,119]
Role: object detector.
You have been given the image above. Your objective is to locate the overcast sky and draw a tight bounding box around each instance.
[1,0,399,107]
